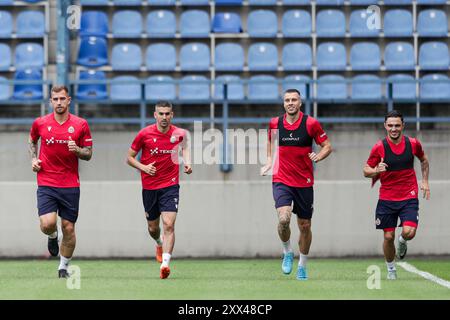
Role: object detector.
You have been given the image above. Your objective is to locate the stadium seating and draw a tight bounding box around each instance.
[180,10,210,38]
[282,0,309,4]
[111,43,142,71]
[350,0,378,4]
[214,75,245,100]
[145,43,176,71]
[387,74,416,100]
[248,0,277,4]
[0,43,11,71]
[215,0,242,5]
[384,9,413,37]
[417,9,448,37]
[416,0,447,4]
[77,36,108,68]
[181,0,209,4]
[16,10,45,38]
[282,10,311,38]
[179,43,210,71]
[80,0,108,5]
[147,0,176,5]
[179,75,210,100]
[0,0,13,4]
[15,43,44,70]
[215,43,244,71]
[384,42,415,70]
[212,13,242,33]
[13,69,43,100]
[316,0,344,4]
[317,42,346,70]
[0,11,12,38]
[80,11,108,38]
[351,74,383,100]
[316,10,345,38]
[76,70,108,100]
[282,75,310,99]
[317,75,347,100]
[145,75,176,101]
[349,10,380,38]
[419,42,450,70]
[384,0,412,4]
[110,76,141,101]
[112,10,142,38]
[247,10,278,38]
[113,0,142,4]
[248,75,279,100]
[350,42,381,70]
[420,74,450,99]
[248,43,278,71]
[146,10,176,38]
[0,76,9,100]
[282,43,312,71]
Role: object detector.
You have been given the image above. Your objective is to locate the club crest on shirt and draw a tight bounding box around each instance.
[47,126,52,132]
[153,138,157,142]
[68,126,75,133]
[375,218,381,226]
[170,136,177,143]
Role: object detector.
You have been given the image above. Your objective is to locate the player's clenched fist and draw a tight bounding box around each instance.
[32,158,42,172]
[68,137,80,154]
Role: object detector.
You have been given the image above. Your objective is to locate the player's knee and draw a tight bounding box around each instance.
[148,225,159,235]
[163,223,175,234]
[299,222,311,233]
[40,221,56,234]
[384,233,395,242]
[62,223,75,235]
[404,229,416,240]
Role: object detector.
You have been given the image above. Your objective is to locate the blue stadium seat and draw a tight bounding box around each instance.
[0,0,13,4]
[384,42,415,70]
[16,10,45,38]
[247,10,278,38]
[416,0,446,4]
[76,70,108,101]
[214,75,245,100]
[317,42,346,70]
[13,69,43,100]
[384,9,413,37]
[349,10,379,37]
[316,0,344,5]
[384,0,412,4]
[0,11,12,38]
[317,75,347,100]
[180,10,210,38]
[179,75,210,100]
[417,10,448,37]
[112,10,142,38]
[282,10,311,38]
[0,43,11,71]
[80,11,108,37]
[77,36,108,67]
[248,43,278,71]
[146,10,176,38]
[113,0,142,4]
[387,74,416,100]
[180,0,209,4]
[282,75,310,99]
[282,0,310,4]
[147,0,176,5]
[145,75,176,101]
[350,42,380,70]
[419,42,449,70]
[316,10,345,38]
[282,43,312,71]
[0,76,10,100]
[215,43,244,71]
[350,0,378,4]
[111,43,142,71]
[212,13,242,33]
[248,75,279,100]
[111,76,141,101]
[146,43,176,71]
[15,43,44,70]
[420,74,450,99]
[351,75,383,100]
[80,0,108,5]
[21,0,46,2]
[248,0,277,4]
[180,43,210,71]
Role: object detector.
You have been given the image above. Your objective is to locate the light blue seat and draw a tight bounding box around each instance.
[384,9,413,37]
[316,0,344,4]
[180,43,210,71]
[112,10,142,38]
[384,0,412,4]
[248,75,279,100]
[317,42,346,70]
[146,43,176,71]
[145,75,176,100]
[111,76,141,101]
[0,76,10,100]
[80,0,108,4]
[282,43,312,71]
[111,43,142,71]
[0,0,13,4]
[0,11,12,38]
[349,10,380,37]
[16,10,45,38]
[316,10,345,37]
[180,10,210,38]
[282,0,310,4]
[215,0,243,4]
[13,69,43,100]
[15,43,44,70]
[351,75,383,100]
[387,74,416,100]
[180,0,209,4]
[384,42,415,70]
[113,0,142,5]
[350,0,378,4]
[350,42,380,70]
[282,10,311,38]
[214,75,245,100]
[80,11,108,37]
[282,75,310,99]
[420,74,450,99]
[147,0,176,4]
[0,43,11,71]
[417,0,446,4]
[215,43,244,71]
[317,75,347,100]
[76,70,108,101]
[179,75,210,100]
[248,0,277,4]
[146,10,176,38]
[419,42,449,70]
[247,10,277,38]
[418,10,448,37]
[77,36,108,67]
[212,13,242,33]
[248,43,278,71]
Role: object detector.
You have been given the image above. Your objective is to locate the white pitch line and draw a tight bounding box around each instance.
[398,262,450,289]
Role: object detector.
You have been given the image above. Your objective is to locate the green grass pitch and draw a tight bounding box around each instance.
[0,258,449,299]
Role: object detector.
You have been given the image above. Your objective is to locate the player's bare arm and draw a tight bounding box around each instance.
[68,139,92,161]
[261,136,273,176]
[126,148,156,176]
[28,135,41,172]
[181,137,192,175]
[363,157,388,178]
[419,153,430,200]
[308,139,332,163]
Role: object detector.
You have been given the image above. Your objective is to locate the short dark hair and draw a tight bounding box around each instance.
[51,85,69,96]
[155,100,172,110]
[385,110,404,122]
[284,88,301,97]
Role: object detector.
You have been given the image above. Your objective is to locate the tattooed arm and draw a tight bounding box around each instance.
[29,135,41,172]
[418,153,430,200]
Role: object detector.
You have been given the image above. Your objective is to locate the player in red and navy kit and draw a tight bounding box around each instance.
[261,89,332,280]
[127,100,192,279]
[364,110,430,280]
[28,85,93,278]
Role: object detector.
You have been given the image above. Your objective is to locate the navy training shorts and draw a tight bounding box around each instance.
[37,186,80,223]
[142,184,180,221]
[375,198,419,230]
[272,182,314,219]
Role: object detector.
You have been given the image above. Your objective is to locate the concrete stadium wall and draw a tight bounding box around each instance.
[0,130,449,257]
